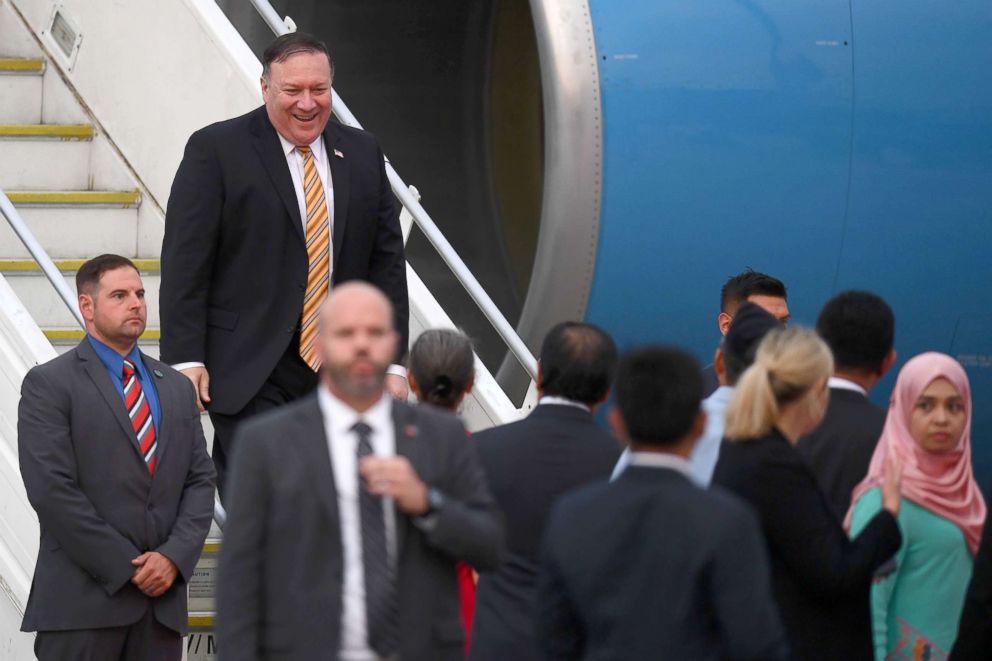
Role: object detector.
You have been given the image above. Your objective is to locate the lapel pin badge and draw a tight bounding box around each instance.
[333,148,344,159]
[403,424,419,437]
[153,369,164,378]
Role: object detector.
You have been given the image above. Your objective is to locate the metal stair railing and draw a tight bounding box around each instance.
[0,188,229,530]
[246,0,539,381]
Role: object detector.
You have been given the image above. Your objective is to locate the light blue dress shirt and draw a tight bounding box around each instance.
[611,385,734,486]
[86,335,161,432]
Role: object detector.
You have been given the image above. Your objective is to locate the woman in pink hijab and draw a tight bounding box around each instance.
[847,352,986,661]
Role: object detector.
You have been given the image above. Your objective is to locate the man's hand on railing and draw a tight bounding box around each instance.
[180,366,211,412]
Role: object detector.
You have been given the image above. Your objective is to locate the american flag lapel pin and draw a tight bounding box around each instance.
[402,424,419,437]
[334,149,344,159]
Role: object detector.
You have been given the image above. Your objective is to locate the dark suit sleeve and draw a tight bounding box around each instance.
[160,128,224,365]
[366,143,409,362]
[155,379,216,582]
[753,459,901,600]
[535,513,585,660]
[215,424,269,661]
[418,419,504,570]
[951,522,992,660]
[710,504,791,660]
[17,368,142,596]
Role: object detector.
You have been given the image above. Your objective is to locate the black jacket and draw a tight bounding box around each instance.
[712,429,901,661]
[469,404,620,661]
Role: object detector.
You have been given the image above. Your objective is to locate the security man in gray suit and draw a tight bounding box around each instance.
[18,254,216,661]
[216,282,504,660]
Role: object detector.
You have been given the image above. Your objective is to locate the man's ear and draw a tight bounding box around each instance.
[608,406,630,444]
[78,293,94,323]
[714,348,727,386]
[718,312,733,336]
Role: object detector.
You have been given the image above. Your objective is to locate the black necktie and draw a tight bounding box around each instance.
[353,421,400,655]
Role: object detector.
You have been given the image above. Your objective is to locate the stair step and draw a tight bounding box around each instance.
[188,612,215,633]
[0,74,42,123]
[45,329,160,342]
[0,258,160,272]
[0,58,44,74]
[0,139,92,190]
[0,204,142,259]
[0,124,93,139]
[5,190,141,207]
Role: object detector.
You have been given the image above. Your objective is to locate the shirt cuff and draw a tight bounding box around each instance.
[386,364,407,378]
[171,362,205,371]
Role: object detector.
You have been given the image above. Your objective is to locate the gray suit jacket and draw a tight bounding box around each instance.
[18,339,215,634]
[216,394,504,661]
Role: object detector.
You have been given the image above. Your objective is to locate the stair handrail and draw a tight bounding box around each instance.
[246,0,539,381]
[0,189,83,327]
[0,188,229,530]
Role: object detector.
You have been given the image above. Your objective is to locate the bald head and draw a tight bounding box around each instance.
[317,282,399,409]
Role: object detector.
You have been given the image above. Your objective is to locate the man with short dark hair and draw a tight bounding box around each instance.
[797,290,896,518]
[702,269,789,395]
[612,302,780,484]
[536,346,789,660]
[161,31,409,494]
[18,254,215,660]
[216,283,502,660]
[469,322,621,661]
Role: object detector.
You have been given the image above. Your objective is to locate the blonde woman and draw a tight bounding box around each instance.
[711,326,903,661]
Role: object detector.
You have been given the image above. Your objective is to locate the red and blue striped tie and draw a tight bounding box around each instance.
[123,359,156,474]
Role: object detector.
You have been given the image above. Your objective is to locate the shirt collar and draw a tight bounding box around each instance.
[86,335,141,378]
[828,376,868,396]
[538,395,591,412]
[627,451,694,478]
[278,132,325,163]
[317,385,393,437]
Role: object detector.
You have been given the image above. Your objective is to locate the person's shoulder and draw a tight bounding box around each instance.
[328,120,382,150]
[472,414,530,446]
[22,349,78,391]
[189,107,263,142]
[398,400,465,438]
[550,479,612,523]
[237,394,320,439]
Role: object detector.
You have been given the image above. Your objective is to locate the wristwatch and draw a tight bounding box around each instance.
[423,487,445,517]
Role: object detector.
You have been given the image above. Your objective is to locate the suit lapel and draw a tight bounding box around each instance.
[251,109,305,244]
[392,402,421,557]
[326,123,350,276]
[293,396,341,527]
[76,341,141,453]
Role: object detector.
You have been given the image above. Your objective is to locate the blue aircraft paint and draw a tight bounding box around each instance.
[583,1,992,492]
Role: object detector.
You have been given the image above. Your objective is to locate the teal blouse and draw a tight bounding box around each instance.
[850,488,973,660]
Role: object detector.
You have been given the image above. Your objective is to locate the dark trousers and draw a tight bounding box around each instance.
[209,335,318,498]
[34,607,180,661]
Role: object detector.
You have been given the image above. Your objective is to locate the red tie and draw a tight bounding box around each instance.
[123,359,156,474]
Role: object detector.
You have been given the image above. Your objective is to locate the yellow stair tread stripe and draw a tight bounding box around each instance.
[0,124,93,139]
[6,190,141,206]
[188,614,215,629]
[202,541,221,554]
[44,329,160,341]
[0,58,44,72]
[0,258,160,272]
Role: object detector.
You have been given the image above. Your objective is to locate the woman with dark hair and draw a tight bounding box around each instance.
[408,329,477,656]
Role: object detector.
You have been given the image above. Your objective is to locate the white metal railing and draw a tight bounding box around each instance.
[0,188,230,530]
[247,0,539,381]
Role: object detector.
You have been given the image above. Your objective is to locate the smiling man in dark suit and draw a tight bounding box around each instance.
[216,282,503,660]
[160,31,409,494]
[18,254,215,661]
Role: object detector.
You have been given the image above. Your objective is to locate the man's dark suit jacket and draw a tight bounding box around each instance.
[712,429,902,661]
[951,519,992,659]
[17,340,215,634]
[797,387,886,519]
[469,403,620,661]
[536,465,791,660]
[160,106,408,415]
[215,394,504,661]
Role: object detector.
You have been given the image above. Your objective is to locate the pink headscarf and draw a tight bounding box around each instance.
[844,352,986,555]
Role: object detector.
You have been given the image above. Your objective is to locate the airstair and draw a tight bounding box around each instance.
[0,1,536,658]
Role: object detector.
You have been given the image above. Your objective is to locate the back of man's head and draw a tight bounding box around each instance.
[723,302,781,385]
[816,290,894,375]
[539,322,618,405]
[720,270,787,315]
[614,346,702,447]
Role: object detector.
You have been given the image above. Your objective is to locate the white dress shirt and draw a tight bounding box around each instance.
[828,376,868,396]
[627,451,695,477]
[317,386,396,661]
[537,395,591,412]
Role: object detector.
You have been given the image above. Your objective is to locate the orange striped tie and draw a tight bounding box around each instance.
[298,145,331,371]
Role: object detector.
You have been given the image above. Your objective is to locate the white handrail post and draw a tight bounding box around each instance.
[0,190,83,328]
